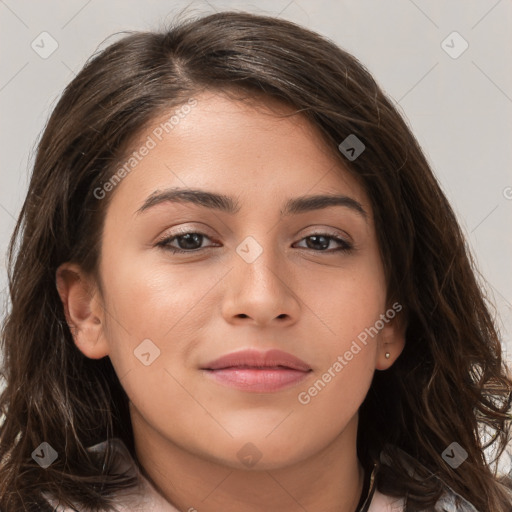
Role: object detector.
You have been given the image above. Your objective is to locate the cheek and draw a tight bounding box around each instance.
[98,250,225,370]
[293,272,383,434]
[98,256,215,431]
[290,349,375,459]
[300,255,387,350]
[102,241,212,326]
[293,252,385,408]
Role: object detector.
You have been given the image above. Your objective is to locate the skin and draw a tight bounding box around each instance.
[56,90,406,512]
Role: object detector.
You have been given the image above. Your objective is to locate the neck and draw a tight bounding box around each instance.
[131,408,365,512]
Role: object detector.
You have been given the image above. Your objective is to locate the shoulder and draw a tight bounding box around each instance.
[44,437,181,511]
[367,486,484,512]
[369,444,483,512]
[368,488,405,511]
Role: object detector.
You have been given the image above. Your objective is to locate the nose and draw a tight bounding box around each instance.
[220,237,301,327]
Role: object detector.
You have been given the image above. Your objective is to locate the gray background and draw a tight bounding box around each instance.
[1,0,511,384]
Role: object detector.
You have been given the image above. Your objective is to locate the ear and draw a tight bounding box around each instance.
[55,262,110,359]
[375,304,407,371]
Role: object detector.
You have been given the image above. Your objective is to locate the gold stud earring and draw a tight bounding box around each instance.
[385,352,390,359]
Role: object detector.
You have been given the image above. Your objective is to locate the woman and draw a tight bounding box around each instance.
[0,10,511,512]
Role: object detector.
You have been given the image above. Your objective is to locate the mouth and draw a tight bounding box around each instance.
[200,348,312,393]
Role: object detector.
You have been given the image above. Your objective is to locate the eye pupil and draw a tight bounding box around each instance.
[178,233,202,250]
[306,235,329,250]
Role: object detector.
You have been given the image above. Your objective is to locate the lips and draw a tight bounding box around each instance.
[202,348,311,372]
[201,349,312,393]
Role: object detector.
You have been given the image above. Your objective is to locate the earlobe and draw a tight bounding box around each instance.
[375,312,407,371]
[55,262,110,359]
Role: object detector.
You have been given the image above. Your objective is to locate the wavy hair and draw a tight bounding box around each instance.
[1,10,511,511]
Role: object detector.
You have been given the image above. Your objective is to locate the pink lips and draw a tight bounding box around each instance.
[201,349,312,393]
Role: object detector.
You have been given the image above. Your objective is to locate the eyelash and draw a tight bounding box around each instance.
[155,230,353,255]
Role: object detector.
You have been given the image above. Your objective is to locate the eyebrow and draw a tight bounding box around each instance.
[135,187,367,220]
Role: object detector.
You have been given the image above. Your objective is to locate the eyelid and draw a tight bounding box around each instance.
[296,225,352,243]
[154,225,351,244]
[153,224,216,244]
[293,230,353,251]
[155,226,355,255]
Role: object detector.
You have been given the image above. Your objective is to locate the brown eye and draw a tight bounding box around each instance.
[156,231,216,254]
[293,233,353,253]
[156,231,353,255]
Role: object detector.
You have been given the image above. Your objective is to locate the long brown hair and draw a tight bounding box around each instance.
[1,10,511,512]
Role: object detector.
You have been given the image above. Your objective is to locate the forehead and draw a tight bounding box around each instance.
[106,90,370,217]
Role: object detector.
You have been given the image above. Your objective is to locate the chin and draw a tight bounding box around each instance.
[201,437,314,472]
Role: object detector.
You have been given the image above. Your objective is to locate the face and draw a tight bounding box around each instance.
[58,90,405,471]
